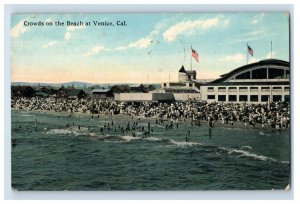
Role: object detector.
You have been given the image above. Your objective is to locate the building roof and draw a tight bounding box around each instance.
[178,65,186,73]
[186,70,196,74]
[66,89,85,96]
[212,59,290,83]
[91,88,111,93]
[203,81,290,86]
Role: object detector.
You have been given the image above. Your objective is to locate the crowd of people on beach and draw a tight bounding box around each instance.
[11,96,290,131]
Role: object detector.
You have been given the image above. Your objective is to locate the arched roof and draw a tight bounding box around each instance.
[211,59,290,83]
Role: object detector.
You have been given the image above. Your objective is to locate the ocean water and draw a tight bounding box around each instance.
[11,110,290,190]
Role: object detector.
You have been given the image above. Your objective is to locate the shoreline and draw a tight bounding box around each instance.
[11,108,285,131]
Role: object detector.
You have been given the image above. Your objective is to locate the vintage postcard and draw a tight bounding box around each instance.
[10,13,290,190]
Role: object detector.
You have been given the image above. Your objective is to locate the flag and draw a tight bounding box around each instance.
[247,45,254,56]
[191,48,199,62]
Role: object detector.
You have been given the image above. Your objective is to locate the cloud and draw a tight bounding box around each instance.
[219,53,245,63]
[67,25,86,32]
[41,41,57,49]
[10,20,27,38]
[230,33,277,44]
[64,32,71,41]
[163,17,225,42]
[248,57,259,63]
[64,25,86,41]
[115,37,152,51]
[45,18,52,23]
[252,13,265,24]
[114,18,172,51]
[223,19,230,27]
[266,51,276,59]
[244,30,264,37]
[83,46,110,56]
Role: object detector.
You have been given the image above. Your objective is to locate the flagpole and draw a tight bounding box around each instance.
[183,48,186,65]
[271,41,272,59]
[190,46,192,71]
[246,43,249,64]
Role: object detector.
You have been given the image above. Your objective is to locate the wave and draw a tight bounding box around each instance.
[220,146,288,164]
[96,134,203,147]
[168,139,203,147]
[21,114,33,117]
[240,146,252,150]
[258,131,271,136]
[144,136,162,142]
[229,149,273,161]
[89,133,96,137]
[152,124,165,129]
[45,129,86,136]
[121,135,141,142]
[45,128,289,165]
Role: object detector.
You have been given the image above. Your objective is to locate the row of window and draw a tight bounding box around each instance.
[165,90,198,93]
[207,86,289,92]
[207,95,290,102]
[234,68,289,80]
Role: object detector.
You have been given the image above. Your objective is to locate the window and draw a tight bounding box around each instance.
[236,71,250,79]
[269,68,285,79]
[261,87,270,91]
[239,87,248,91]
[239,95,248,102]
[250,95,258,102]
[286,70,290,78]
[218,95,226,102]
[273,87,282,91]
[273,95,282,102]
[252,68,267,79]
[284,95,290,103]
[229,95,237,102]
[229,87,237,92]
[250,87,259,92]
[261,95,270,102]
[189,83,192,87]
[207,87,214,92]
[218,87,226,92]
[284,87,290,91]
[207,95,215,100]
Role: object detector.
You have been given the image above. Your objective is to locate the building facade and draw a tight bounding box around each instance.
[200,59,290,103]
[161,65,202,100]
[113,59,290,104]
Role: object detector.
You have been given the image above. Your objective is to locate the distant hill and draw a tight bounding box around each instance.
[11,81,161,89]
[11,81,93,88]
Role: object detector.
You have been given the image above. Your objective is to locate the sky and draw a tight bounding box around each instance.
[10,13,290,83]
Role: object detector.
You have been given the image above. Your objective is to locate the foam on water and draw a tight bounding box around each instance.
[241,145,253,150]
[144,136,162,142]
[46,129,85,136]
[152,124,165,129]
[21,114,33,117]
[219,146,286,163]
[89,133,96,137]
[229,149,273,161]
[259,131,266,135]
[121,135,141,142]
[168,139,203,147]
[258,131,271,136]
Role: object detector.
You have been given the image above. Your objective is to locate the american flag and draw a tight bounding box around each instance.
[247,45,254,56]
[192,48,199,62]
